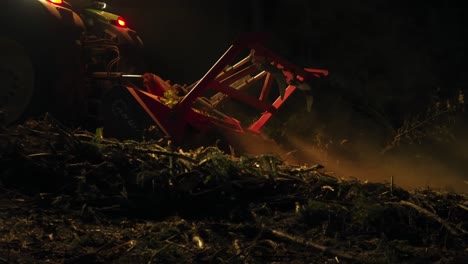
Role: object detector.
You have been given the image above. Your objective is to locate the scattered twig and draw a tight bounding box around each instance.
[65,240,137,263]
[457,203,468,212]
[100,240,137,255]
[63,241,113,263]
[164,239,195,253]
[148,245,170,264]
[45,114,81,150]
[289,164,324,173]
[390,176,394,196]
[266,228,361,262]
[382,107,455,154]
[241,225,264,262]
[276,172,314,188]
[134,148,198,164]
[397,200,460,237]
[27,152,55,158]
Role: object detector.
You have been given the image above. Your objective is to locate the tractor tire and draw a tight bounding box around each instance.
[0,37,35,125]
[0,2,86,126]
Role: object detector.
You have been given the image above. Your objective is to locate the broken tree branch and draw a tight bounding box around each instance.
[266,228,361,262]
[398,200,460,237]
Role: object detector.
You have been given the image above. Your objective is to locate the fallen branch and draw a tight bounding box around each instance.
[457,203,468,212]
[289,164,324,173]
[277,172,313,188]
[266,228,361,262]
[131,147,198,164]
[148,244,170,264]
[164,239,196,253]
[398,200,460,237]
[100,239,137,255]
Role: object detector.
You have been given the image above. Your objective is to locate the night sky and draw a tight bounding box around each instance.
[110,0,468,91]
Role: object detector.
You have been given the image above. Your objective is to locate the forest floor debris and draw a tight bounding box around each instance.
[0,116,467,263]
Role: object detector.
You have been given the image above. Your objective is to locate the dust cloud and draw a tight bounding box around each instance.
[284,136,468,194]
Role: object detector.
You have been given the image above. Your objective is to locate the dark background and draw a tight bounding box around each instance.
[109,0,467,89]
[109,0,467,122]
[107,0,467,191]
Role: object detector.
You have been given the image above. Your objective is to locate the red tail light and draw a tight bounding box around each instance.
[47,0,63,4]
[115,17,127,28]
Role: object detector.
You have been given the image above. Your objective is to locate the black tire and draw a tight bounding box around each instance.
[0,1,86,125]
[0,37,35,124]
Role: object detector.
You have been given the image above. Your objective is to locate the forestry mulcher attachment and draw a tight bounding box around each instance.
[1,1,328,154]
[98,34,329,152]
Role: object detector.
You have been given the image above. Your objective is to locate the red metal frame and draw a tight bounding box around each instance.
[125,33,328,145]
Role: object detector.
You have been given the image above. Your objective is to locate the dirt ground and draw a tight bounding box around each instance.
[1,117,467,263]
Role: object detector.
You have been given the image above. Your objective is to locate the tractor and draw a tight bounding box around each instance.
[0,0,143,125]
[1,1,328,155]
